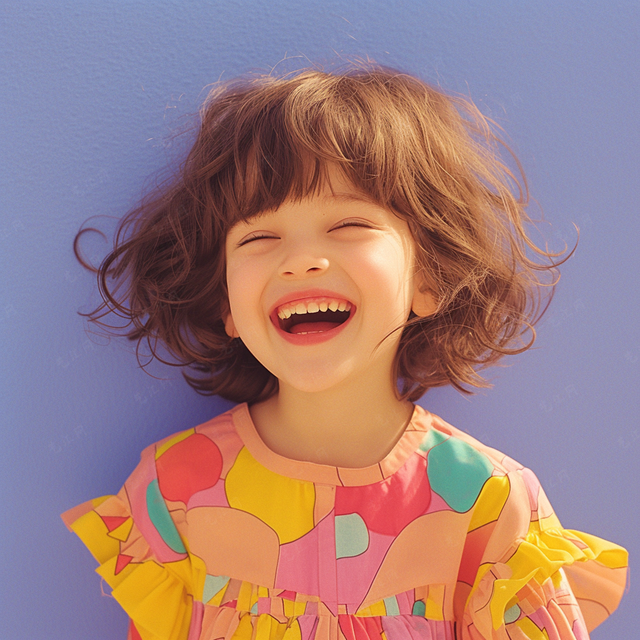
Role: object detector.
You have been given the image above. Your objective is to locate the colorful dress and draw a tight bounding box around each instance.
[62,404,628,640]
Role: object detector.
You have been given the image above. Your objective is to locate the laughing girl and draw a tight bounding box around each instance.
[63,65,628,640]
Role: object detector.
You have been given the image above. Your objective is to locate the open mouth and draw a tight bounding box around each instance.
[275,299,354,335]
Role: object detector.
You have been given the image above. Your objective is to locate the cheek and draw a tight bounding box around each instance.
[226,260,250,313]
[227,271,254,318]
[225,261,269,343]
[358,242,414,306]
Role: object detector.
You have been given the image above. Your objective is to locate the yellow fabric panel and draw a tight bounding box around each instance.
[283,598,307,617]
[71,509,120,565]
[249,614,302,640]
[551,570,563,589]
[284,619,302,640]
[565,530,628,569]
[356,600,386,617]
[225,447,316,544]
[490,570,538,630]
[188,552,208,604]
[507,544,551,581]
[515,616,550,640]
[468,476,510,532]
[109,517,134,542]
[163,557,196,593]
[111,560,192,640]
[135,623,165,640]
[527,524,584,554]
[231,613,254,640]
[237,580,254,613]
[425,584,445,621]
[95,554,137,589]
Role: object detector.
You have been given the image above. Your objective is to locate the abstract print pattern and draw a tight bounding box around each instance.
[62,404,628,640]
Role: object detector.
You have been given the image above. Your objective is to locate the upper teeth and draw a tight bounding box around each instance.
[277,299,352,320]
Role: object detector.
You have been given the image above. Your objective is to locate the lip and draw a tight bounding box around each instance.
[268,288,356,346]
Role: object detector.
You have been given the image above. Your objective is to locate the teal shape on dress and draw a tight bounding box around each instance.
[146,479,187,553]
[203,574,230,604]
[418,429,448,452]
[250,602,258,614]
[504,603,521,624]
[427,437,493,512]
[384,595,400,616]
[335,513,369,559]
[412,600,426,616]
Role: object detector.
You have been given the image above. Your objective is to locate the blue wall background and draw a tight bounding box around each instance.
[1,1,637,638]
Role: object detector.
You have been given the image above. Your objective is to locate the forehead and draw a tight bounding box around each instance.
[315,167,385,209]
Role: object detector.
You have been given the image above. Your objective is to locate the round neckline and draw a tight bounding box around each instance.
[230,402,435,487]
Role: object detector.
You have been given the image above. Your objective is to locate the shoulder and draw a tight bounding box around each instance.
[419,411,542,521]
[152,403,242,454]
[420,412,513,473]
[128,404,246,502]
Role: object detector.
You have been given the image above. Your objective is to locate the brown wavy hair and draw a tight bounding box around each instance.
[76,62,568,404]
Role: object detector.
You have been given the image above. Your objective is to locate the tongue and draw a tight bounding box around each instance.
[289,321,342,335]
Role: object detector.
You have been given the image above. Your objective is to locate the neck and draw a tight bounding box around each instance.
[249,366,414,468]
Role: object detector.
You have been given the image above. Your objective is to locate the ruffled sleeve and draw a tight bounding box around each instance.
[460,465,628,640]
[62,443,205,640]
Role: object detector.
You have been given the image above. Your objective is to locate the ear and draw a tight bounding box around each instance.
[224,311,240,338]
[411,283,438,318]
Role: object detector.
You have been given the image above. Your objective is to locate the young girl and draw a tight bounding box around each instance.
[63,64,628,640]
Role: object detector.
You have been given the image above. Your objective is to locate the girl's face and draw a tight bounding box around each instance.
[224,167,431,395]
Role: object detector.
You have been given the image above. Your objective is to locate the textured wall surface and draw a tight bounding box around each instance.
[1,1,637,638]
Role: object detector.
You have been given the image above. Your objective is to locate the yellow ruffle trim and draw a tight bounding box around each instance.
[63,495,204,640]
[467,522,628,638]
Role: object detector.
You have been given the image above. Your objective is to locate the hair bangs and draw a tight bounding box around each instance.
[210,72,416,229]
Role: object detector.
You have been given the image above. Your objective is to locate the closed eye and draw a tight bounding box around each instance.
[330,220,375,231]
[237,233,279,247]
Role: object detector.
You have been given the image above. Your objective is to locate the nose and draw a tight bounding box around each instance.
[278,244,330,279]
